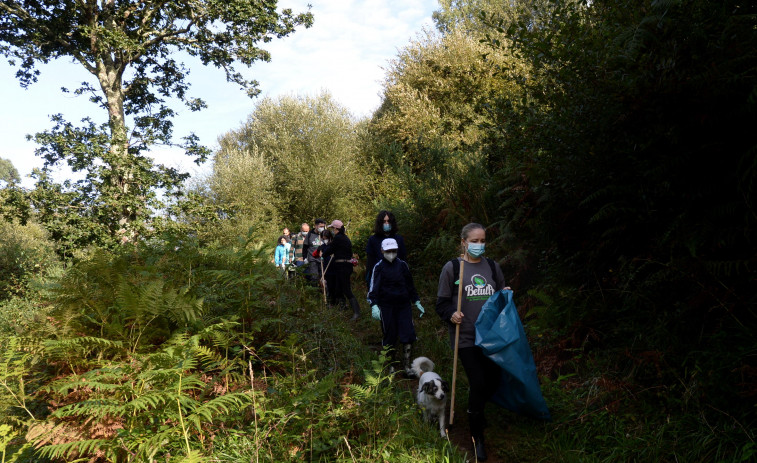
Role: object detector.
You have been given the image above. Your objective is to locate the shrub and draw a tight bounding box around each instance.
[0,220,59,300]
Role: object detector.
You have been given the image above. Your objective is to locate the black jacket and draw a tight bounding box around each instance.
[322,232,352,260]
[367,258,418,306]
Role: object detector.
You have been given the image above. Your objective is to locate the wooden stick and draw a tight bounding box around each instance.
[320,257,327,304]
[449,255,465,426]
[320,252,334,304]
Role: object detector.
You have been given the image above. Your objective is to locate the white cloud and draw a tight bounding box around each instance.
[0,0,439,188]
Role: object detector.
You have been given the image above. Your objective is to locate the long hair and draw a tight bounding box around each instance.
[373,210,398,235]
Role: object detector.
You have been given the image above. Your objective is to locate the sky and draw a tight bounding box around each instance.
[0,0,439,188]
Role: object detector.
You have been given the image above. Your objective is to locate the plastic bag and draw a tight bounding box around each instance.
[475,289,551,421]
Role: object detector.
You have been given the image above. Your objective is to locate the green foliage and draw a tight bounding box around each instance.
[0,335,45,463]
[212,342,465,462]
[480,0,757,370]
[354,0,757,459]
[0,157,20,185]
[46,249,204,353]
[1,0,755,459]
[0,337,41,427]
[26,170,115,256]
[0,184,31,225]
[0,219,59,300]
[32,332,252,462]
[0,223,472,462]
[373,27,521,166]
[365,24,534,275]
[213,91,375,229]
[155,188,244,249]
[533,354,757,462]
[1,0,312,241]
[207,145,280,229]
[28,115,181,247]
[191,237,283,331]
[0,235,284,462]
[432,0,554,35]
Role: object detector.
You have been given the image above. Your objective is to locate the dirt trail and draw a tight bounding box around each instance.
[349,282,508,463]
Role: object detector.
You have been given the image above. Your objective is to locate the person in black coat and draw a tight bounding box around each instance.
[321,219,361,320]
[365,210,407,285]
[367,238,425,375]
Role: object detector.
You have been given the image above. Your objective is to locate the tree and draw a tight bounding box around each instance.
[434,0,535,34]
[0,0,313,242]
[374,28,520,165]
[474,0,757,426]
[0,157,20,185]
[367,27,528,239]
[0,157,30,225]
[214,91,373,228]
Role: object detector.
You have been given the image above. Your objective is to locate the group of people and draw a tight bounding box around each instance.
[274,212,507,461]
[274,218,362,320]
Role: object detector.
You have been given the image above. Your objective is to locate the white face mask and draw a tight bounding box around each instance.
[323,239,330,245]
[317,227,325,233]
[383,251,397,262]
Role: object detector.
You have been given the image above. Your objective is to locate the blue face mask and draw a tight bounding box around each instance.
[382,223,391,233]
[467,242,485,258]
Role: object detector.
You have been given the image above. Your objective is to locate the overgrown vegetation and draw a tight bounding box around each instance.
[0,235,469,462]
[0,0,755,461]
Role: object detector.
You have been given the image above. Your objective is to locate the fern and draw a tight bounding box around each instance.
[45,250,205,354]
[43,336,125,370]
[32,333,253,462]
[0,336,41,425]
[35,438,108,461]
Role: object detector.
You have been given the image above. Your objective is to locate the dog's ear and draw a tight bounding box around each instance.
[441,380,450,393]
[421,382,434,394]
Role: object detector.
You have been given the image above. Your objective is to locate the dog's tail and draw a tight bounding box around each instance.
[411,356,434,377]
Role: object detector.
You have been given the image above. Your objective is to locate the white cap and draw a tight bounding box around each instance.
[381,238,398,251]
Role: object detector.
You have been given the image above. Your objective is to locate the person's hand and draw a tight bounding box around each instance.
[371,305,381,320]
[450,312,464,325]
[415,301,425,318]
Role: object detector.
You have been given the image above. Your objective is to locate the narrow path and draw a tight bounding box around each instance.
[347,280,511,463]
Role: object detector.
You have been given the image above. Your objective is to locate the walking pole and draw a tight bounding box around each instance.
[320,254,335,305]
[449,254,465,426]
[320,257,327,304]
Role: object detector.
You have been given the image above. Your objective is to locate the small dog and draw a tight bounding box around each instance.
[412,356,449,438]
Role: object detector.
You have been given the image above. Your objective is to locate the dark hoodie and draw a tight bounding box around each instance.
[367,257,418,306]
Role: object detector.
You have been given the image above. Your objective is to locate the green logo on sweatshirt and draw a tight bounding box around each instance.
[465,274,494,301]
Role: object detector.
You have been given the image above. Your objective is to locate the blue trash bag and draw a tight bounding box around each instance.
[475,289,551,421]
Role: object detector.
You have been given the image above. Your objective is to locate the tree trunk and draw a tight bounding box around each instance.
[99,61,134,243]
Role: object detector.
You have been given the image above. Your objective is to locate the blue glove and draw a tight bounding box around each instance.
[415,301,425,318]
[371,304,381,320]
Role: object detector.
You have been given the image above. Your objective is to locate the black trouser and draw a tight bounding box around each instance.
[458,346,501,415]
[379,302,416,346]
[333,262,355,303]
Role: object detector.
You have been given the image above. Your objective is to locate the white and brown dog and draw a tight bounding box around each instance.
[411,356,449,438]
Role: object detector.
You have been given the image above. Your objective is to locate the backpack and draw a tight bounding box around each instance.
[449,257,497,286]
